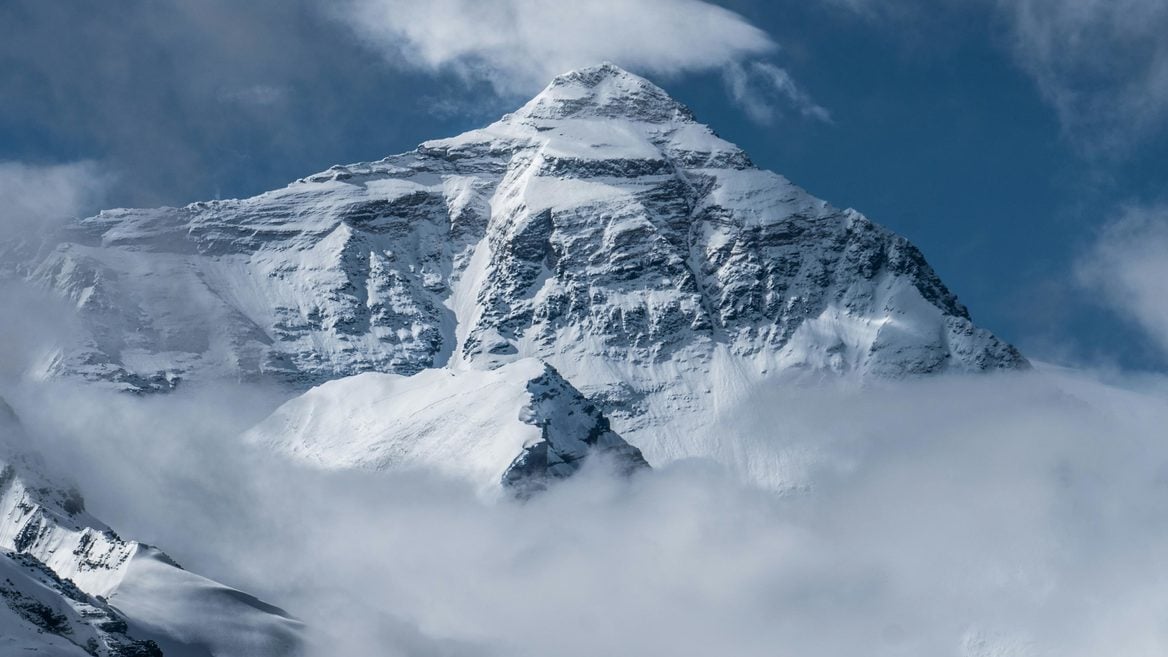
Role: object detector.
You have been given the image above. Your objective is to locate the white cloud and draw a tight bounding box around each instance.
[1000,0,1168,155]
[10,366,1168,657]
[336,0,773,92]
[0,160,109,234]
[724,61,833,125]
[333,0,825,122]
[1077,204,1168,356]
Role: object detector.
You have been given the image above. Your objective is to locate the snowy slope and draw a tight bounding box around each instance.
[247,358,646,496]
[23,63,1026,467]
[0,550,163,657]
[0,397,303,657]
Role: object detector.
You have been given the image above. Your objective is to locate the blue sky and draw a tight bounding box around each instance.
[2,0,1166,371]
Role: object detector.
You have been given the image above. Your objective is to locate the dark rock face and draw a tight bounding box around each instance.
[501,365,648,497]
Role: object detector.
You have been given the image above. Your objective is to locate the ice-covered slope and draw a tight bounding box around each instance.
[0,550,163,657]
[26,63,1025,464]
[247,358,647,496]
[0,397,303,657]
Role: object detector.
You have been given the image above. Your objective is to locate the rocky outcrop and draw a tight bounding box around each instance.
[502,365,649,497]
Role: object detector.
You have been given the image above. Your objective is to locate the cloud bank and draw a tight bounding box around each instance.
[6,364,1168,657]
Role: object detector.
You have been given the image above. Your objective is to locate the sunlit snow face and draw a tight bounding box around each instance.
[7,364,1168,657]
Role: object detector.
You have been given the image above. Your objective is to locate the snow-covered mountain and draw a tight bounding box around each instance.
[1,63,1039,654]
[0,397,304,657]
[247,358,647,496]
[25,63,1025,468]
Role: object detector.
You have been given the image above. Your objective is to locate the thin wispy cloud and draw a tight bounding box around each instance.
[1001,0,1168,156]
[1077,203,1168,357]
[828,0,1168,155]
[0,160,109,235]
[723,61,833,125]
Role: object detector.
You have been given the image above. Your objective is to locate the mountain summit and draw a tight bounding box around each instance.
[27,64,1025,466]
[511,62,695,123]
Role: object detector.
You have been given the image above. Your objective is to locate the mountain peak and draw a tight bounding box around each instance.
[513,63,694,123]
[548,62,646,88]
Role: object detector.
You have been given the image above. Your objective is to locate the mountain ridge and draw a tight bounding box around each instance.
[0,396,304,656]
[23,63,1026,468]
